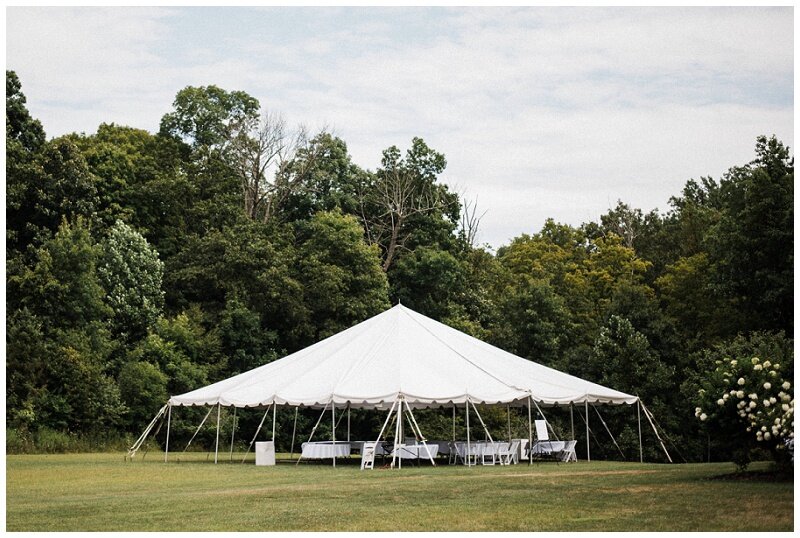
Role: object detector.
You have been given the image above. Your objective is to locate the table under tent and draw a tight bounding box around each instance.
[128,304,672,468]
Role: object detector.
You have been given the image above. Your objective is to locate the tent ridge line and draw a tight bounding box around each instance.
[399,307,529,397]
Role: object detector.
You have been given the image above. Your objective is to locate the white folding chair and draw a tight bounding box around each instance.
[360,442,377,470]
[498,440,520,465]
[481,442,500,465]
[560,440,577,462]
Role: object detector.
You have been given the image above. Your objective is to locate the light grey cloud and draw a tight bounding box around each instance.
[6,6,792,248]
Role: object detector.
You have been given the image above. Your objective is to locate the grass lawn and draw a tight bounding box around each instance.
[5,452,794,531]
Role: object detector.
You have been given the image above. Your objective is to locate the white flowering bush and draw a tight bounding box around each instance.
[696,355,793,471]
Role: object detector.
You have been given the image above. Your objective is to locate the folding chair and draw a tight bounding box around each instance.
[560,440,577,462]
[481,442,500,465]
[360,442,377,470]
[498,440,520,465]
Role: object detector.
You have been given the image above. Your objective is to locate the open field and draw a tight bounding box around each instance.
[6,452,793,532]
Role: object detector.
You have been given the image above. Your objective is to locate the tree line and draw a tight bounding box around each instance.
[6,71,793,462]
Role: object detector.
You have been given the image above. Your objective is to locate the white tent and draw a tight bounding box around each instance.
[129,304,669,466]
[169,303,637,409]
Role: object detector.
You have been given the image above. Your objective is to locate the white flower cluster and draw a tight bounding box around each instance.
[697,355,794,448]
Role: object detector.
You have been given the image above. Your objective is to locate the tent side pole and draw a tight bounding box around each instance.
[637,400,643,463]
[347,403,351,443]
[570,403,575,440]
[164,404,172,463]
[469,400,495,445]
[585,400,590,462]
[466,399,471,467]
[296,401,331,466]
[127,403,168,460]
[392,398,402,469]
[229,406,237,462]
[640,401,673,463]
[290,407,299,460]
[527,396,533,465]
[332,401,336,468]
[507,405,512,443]
[214,403,221,464]
[452,406,456,441]
[272,404,277,442]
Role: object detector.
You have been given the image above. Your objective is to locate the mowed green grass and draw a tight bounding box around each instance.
[6,452,793,531]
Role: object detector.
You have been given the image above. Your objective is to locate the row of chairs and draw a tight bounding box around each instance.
[449,440,521,466]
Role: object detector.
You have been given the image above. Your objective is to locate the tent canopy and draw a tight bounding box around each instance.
[169,304,638,410]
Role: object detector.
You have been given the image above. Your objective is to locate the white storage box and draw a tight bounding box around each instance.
[255,441,275,466]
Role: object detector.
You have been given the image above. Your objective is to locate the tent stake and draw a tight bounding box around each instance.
[290,407,298,460]
[637,399,643,463]
[214,403,221,464]
[242,404,273,463]
[229,406,237,462]
[585,400,590,462]
[164,404,172,463]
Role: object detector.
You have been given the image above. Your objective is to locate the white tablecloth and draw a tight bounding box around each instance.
[301,442,351,459]
[374,443,439,459]
[531,440,565,455]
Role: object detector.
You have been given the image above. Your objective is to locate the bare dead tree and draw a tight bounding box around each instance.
[360,165,447,272]
[230,111,324,223]
[458,193,486,248]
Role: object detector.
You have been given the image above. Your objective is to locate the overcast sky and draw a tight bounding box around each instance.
[6,6,793,249]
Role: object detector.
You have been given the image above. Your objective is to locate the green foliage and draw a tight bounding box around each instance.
[98,220,165,341]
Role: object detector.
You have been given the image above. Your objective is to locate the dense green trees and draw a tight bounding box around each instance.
[5,70,793,465]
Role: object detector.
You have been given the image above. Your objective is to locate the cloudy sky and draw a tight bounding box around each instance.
[6,7,793,248]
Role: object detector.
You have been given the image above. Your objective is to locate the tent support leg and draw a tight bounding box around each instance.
[531,399,559,441]
[332,401,336,468]
[296,401,330,466]
[570,403,575,441]
[637,400,643,463]
[466,399,471,467]
[403,400,436,467]
[392,399,402,469]
[272,404,277,443]
[507,405,512,442]
[373,399,399,466]
[585,400,590,462]
[347,403,351,443]
[452,406,456,441]
[242,404,273,463]
[127,403,168,460]
[214,403,221,464]
[229,406,237,461]
[640,401,673,463]
[290,407,299,460]
[469,400,497,464]
[592,404,625,459]
[527,396,533,465]
[164,404,172,463]
[183,406,214,455]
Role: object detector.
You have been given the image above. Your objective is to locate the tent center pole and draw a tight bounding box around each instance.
[164,404,172,463]
[214,403,221,464]
[585,400,590,463]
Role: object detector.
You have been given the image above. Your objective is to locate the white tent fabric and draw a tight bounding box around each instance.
[169,304,638,409]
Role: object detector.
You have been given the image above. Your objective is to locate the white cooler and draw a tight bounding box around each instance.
[255,441,276,466]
